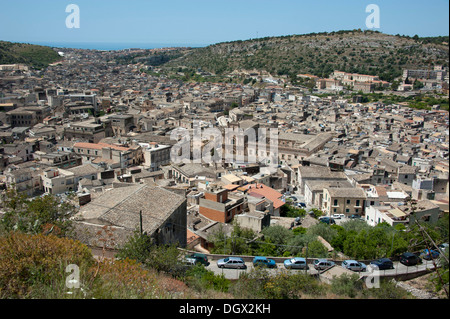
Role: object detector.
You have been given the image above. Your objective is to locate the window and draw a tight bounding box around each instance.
[333,199,338,206]
[333,208,337,213]
[370,201,375,205]
[347,199,350,204]
[346,209,350,213]
[356,200,360,206]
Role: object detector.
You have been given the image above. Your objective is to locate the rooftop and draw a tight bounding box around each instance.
[76,184,186,234]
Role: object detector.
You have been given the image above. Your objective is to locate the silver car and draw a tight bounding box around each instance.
[342,260,367,272]
[314,259,335,270]
[217,257,247,269]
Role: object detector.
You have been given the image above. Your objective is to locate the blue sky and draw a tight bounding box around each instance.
[0,0,448,47]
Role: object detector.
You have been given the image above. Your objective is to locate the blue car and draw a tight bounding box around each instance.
[253,256,277,268]
[284,257,307,270]
[420,249,440,260]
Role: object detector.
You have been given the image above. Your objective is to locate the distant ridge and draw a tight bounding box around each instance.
[0,41,62,69]
[162,30,449,82]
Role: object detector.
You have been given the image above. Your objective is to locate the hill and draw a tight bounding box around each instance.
[0,41,62,69]
[162,30,449,82]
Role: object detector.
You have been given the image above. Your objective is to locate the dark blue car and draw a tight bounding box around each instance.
[370,258,394,270]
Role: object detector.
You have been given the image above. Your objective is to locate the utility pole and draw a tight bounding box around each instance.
[305,242,309,274]
[139,210,143,235]
[415,220,448,298]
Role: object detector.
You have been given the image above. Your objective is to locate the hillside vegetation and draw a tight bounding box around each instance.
[0,41,62,69]
[0,190,424,300]
[163,30,449,82]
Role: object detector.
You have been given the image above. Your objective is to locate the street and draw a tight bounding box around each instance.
[206,258,438,280]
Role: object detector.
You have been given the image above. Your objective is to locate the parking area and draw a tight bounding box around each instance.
[205,258,437,280]
[207,262,321,280]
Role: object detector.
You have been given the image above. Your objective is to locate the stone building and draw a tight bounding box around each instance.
[73,183,187,248]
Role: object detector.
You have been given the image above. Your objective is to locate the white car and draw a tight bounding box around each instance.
[332,214,341,219]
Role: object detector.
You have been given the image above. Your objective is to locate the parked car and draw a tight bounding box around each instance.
[284,257,308,270]
[332,214,341,219]
[294,217,302,225]
[253,256,277,268]
[183,257,197,266]
[313,259,335,271]
[297,202,306,208]
[342,260,367,272]
[399,252,422,266]
[438,243,449,251]
[420,249,440,260]
[185,253,209,266]
[217,257,247,269]
[350,214,362,219]
[370,258,394,270]
[319,216,336,225]
[339,214,346,219]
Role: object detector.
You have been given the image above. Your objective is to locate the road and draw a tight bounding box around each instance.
[206,258,438,280]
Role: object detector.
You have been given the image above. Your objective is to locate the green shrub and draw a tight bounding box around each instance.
[330,273,363,298]
[0,232,95,298]
[185,264,230,293]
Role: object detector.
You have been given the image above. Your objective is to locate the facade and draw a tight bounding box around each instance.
[4,167,41,196]
[109,114,135,136]
[64,119,110,143]
[366,200,441,227]
[169,163,218,185]
[239,183,285,216]
[199,186,245,223]
[38,151,82,169]
[322,187,366,216]
[5,106,48,128]
[41,164,102,194]
[73,142,142,168]
[141,142,171,172]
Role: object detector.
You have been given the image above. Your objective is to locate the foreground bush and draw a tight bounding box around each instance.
[0,232,194,299]
[0,232,94,298]
[230,268,325,299]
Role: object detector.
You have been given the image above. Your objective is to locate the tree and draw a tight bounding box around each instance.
[306,240,328,258]
[116,230,185,277]
[306,222,338,243]
[413,79,424,90]
[208,222,256,255]
[261,225,293,255]
[0,189,77,236]
[115,229,153,264]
